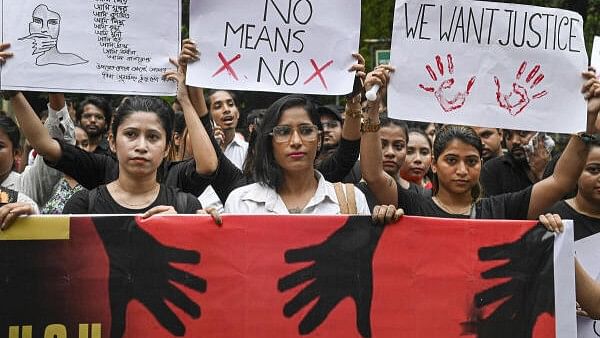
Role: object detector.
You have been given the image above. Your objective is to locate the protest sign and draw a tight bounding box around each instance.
[591,36,600,72]
[186,0,361,95]
[0,0,180,95]
[388,0,587,134]
[0,215,575,338]
[574,232,600,338]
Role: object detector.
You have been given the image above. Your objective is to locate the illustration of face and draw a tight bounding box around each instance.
[30,5,60,39]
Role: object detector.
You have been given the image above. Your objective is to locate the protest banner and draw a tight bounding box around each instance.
[0,0,180,96]
[574,232,600,337]
[0,215,575,338]
[388,0,587,134]
[186,0,361,95]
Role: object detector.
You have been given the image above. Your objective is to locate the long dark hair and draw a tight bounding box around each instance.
[0,116,20,171]
[252,94,322,189]
[431,125,483,201]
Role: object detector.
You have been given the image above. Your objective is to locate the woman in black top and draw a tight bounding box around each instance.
[10,56,211,216]
[546,137,600,240]
[360,66,600,220]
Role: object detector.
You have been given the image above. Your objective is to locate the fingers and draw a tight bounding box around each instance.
[283,280,319,317]
[0,203,34,231]
[474,281,514,307]
[141,205,177,219]
[278,265,315,291]
[0,42,13,64]
[372,205,403,225]
[168,266,207,292]
[539,213,563,233]
[299,296,340,335]
[145,300,186,336]
[179,39,200,67]
[164,283,201,318]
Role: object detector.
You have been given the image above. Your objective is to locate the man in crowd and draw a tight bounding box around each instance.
[473,127,504,162]
[480,129,551,196]
[207,90,248,168]
[320,105,344,153]
[76,96,113,156]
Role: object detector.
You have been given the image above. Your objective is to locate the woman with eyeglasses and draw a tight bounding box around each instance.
[224,94,370,215]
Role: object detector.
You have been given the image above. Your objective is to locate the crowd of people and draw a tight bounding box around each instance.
[0,36,599,317]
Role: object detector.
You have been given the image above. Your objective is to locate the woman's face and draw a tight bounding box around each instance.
[380,125,407,178]
[75,127,90,152]
[577,146,600,206]
[110,111,169,178]
[400,132,432,183]
[271,106,320,175]
[0,129,16,183]
[432,139,481,196]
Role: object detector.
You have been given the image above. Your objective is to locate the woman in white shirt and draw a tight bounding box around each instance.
[224,94,370,215]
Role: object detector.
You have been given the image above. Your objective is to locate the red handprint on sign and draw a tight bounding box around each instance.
[494,61,548,116]
[419,54,476,112]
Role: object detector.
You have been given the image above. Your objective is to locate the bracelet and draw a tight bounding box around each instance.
[344,107,362,119]
[361,118,380,133]
[575,132,597,144]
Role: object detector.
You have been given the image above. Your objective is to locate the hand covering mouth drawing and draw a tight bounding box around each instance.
[19,4,88,66]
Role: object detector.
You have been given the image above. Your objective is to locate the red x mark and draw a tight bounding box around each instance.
[303,59,334,90]
[212,52,242,81]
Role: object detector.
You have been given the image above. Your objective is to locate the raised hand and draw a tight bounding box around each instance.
[0,42,13,64]
[419,54,476,112]
[462,225,554,338]
[278,217,384,337]
[582,69,600,133]
[494,61,548,116]
[92,216,206,338]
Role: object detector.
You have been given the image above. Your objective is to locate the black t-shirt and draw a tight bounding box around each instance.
[547,200,600,241]
[47,140,215,197]
[397,185,532,219]
[63,184,202,214]
[357,181,432,212]
[480,153,533,197]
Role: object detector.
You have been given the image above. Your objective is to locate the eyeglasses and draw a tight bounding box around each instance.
[322,121,341,129]
[269,124,320,143]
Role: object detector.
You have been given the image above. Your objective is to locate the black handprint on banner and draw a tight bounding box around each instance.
[278,217,383,338]
[92,216,206,338]
[494,61,548,116]
[419,54,477,112]
[462,225,555,338]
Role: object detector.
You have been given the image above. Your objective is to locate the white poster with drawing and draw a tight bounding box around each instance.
[575,232,600,338]
[0,0,180,95]
[186,0,361,95]
[388,0,588,134]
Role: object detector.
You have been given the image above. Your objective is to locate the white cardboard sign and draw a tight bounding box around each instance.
[590,36,600,72]
[575,232,600,338]
[388,0,588,134]
[0,0,180,96]
[186,0,361,95]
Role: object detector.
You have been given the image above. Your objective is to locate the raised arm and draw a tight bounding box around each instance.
[164,40,217,175]
[359,65,399,206]
[318,53,365,182]
[527,71,600,219]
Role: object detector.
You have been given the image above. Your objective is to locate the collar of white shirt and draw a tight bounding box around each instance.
[242,171,338,214]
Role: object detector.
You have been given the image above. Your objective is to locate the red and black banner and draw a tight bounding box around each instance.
[0,215,575,337]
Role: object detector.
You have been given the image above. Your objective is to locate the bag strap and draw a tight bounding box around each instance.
[334,182,349,214]
[345,183,357,214]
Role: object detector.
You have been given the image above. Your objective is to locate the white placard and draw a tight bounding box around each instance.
[591,36,600,72]
[0,0,180,95]
[575,232,600,338]
[555,220,577,338]
[187,0,360,95]
[388,0,588,134]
